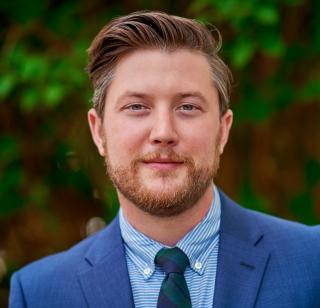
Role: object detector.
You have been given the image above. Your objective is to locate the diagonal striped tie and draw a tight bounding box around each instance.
[155,247,192,308]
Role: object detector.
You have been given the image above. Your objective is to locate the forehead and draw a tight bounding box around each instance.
[107,49,216,96]
[115,48,211,72]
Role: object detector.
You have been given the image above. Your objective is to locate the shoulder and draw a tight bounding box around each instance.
[17,230,98,279]
[219,189,320,303]
[12,230,97,292]
[10,217,122,307]
[219,189,320,251]
[243,203,320,244]
[236,201,320,304]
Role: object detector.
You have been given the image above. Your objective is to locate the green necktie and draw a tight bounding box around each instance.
[155,247,192,308]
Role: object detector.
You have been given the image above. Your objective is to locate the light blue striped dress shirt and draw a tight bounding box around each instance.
[119,185,221,308]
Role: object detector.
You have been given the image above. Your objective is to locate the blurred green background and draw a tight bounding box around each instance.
[0,0,319,305]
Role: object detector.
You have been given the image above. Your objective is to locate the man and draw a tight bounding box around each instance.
[9,11,320,308]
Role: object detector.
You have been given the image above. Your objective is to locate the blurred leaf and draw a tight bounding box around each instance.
[281,0,303,5]
[289,191,317,225]
[274,82,294,109]
[298,77,320,101]
[47,1,81,37]
[0,166,25,215]
[0,136,19,167]
[28,182,50,208]
[238,179,270,213]
[20,56,47,81]
[235,84,274,122]
[255,5,279,25]
[230,38,255,68]
[20,88,39,112]
[2,0,48,24]
[259,32,286,56]
[0,75,15,99]
[102,186,119,220]
[212,0,244,17]
[304,159,320,187]
[43,83,64,107]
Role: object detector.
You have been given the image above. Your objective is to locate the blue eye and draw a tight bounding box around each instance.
[181,104,195,111]
[123,103,149,115]
[129,104,145,110]
[178,104,200,112]
[124,104,149,111]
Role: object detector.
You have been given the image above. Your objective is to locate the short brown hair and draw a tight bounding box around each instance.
[87,11,232,118]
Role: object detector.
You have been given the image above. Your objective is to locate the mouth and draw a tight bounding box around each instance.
[142,158,184,170]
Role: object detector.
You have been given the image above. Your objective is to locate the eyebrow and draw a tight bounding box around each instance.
[117,91,151,103]
[174,91,207,104]
[116,90,208,105]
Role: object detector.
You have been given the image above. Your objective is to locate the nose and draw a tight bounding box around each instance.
[149,111,178,146]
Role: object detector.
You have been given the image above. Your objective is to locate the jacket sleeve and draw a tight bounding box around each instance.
[9,272,27,308]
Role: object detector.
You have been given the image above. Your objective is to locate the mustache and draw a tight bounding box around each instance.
[136,151,193,164]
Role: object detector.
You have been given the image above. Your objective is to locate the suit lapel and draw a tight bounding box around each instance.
[213,191,271,307]
[77,217,134,308]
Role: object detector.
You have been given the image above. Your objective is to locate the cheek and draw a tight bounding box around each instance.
[179,120,218,158]
[188,137,216,161]
[104,120,147,161]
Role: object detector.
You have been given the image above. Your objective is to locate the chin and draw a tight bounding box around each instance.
[143,177,185,191]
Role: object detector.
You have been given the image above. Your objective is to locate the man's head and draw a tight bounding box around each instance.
[87,11,233,217]
[87,11,232,119]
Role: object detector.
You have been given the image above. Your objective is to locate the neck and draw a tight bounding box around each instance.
[119,186,214,247]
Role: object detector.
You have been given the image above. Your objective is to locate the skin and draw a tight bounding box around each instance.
[88,49,233,246]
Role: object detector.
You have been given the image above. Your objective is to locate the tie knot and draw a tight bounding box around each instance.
[155,247,189,275]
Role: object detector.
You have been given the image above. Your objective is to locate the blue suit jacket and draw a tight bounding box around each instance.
[9,191,320,307]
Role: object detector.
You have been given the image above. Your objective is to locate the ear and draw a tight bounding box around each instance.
[218,109,233,154]
[88,108,106,156]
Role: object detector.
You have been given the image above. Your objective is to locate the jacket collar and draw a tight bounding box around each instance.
[213,190,271,307]
[77,217,134,308]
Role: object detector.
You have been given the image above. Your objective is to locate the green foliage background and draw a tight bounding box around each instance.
[0,0,319,304]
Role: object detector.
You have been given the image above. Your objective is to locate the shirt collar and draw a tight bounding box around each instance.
[119,185,221,280]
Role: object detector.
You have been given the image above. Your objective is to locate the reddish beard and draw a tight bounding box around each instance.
[103,130,222,217]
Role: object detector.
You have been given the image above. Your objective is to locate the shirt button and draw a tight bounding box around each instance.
[144,267,151,276]
[195,261,202,270]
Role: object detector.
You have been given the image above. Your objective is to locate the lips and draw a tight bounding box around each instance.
[142,158,184,170]
[144,158,183,163]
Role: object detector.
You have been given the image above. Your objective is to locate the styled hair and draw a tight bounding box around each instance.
[87,11,232,118]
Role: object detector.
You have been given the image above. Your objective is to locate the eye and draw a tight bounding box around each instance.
[127,104,147,111]
[177,104,200,112]
[122,103,150,116]
[181,104,196,111]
